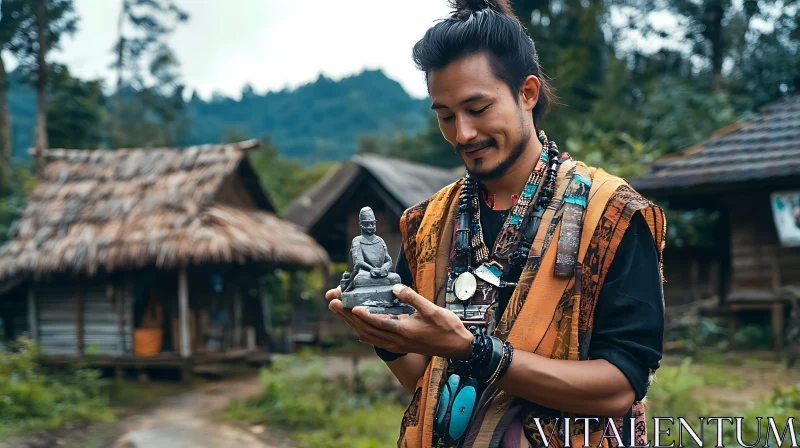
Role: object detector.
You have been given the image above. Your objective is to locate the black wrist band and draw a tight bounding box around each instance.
[477,336,504,384]
[374,346,407,362]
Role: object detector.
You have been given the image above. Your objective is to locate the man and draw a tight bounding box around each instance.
[326,1,665,447]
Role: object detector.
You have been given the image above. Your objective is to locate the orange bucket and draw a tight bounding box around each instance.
[134,328,163,357]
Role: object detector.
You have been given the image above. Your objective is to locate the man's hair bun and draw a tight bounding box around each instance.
[448,0,514,19]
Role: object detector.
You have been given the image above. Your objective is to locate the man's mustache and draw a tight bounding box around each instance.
[455,138,496,153]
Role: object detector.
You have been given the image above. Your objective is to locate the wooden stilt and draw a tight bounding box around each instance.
[27,286,38,340]
[179,267,191,358]
[233,284,242,348]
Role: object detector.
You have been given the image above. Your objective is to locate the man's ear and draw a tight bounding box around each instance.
[520,75,540,112]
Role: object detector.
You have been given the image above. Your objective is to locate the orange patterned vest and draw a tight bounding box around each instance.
[396,163,666,448]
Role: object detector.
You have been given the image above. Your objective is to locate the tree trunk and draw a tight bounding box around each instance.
[115,1,126,103]
[0,53,11,194]
[112,0,129,149]
[34,0,48,164]
[705,0,726,92]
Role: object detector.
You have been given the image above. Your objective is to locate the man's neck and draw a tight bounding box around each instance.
[480,138,543,210]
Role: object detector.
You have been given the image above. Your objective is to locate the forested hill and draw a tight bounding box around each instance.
[7,69,428,162]
[184,70,428,161]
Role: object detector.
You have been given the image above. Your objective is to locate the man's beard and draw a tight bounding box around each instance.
[465,124,532,181]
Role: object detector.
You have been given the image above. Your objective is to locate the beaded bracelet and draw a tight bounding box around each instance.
[449,334,514,387]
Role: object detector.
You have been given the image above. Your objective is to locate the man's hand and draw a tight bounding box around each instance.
[325,284,473,359]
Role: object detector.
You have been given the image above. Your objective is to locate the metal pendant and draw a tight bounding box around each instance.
[474,261,502,287]
[453,272,477,301]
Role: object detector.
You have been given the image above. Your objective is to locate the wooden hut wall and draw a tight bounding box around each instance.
[33,279,133,356]
[661,247,721,306]
[35,284,80,356]
[83,283,132,356]
[727,192,800,294]
[313,181,403,264]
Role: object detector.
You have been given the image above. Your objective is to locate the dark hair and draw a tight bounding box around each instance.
[412,0,556,125]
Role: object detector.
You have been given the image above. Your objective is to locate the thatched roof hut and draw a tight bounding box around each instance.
[0,141,329,366]
[0,140,328,283]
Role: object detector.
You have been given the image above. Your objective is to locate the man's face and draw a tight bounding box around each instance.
[428,52,532,179]
[361,221,376,235]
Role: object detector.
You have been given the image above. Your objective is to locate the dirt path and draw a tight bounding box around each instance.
[108,375,289,448]
[0,375,292,448]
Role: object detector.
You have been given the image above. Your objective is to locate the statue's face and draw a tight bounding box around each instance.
[360,220,376,235]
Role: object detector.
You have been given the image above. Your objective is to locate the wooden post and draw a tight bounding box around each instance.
[246,327,256,351]
[110,282,125,355]
[690,260,699,300]
[77,287,85,355]
[27,286,38,340]
[287,271,297,352]
[179,267,191,358]
[233,284,242,348]
[260,280,272,335]
[772,302,785,352]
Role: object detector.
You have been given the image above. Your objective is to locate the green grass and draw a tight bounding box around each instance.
[646,358,799,446]
[221,354,408,447]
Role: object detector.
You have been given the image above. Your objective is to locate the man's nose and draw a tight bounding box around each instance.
[456,116,478,145]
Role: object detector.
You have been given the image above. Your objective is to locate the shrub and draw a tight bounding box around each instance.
[0,337,114,437]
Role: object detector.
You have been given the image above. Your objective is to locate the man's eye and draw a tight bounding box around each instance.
[470,105,490,115]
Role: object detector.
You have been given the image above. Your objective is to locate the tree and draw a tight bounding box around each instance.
[46,65,106,149]
[247,136,337,212]
[614,0,799,93]
[7,0,77,165]
[359,116,461,168]
[111,0,188,97]
[0,0,34,193]
[110,0,188,148]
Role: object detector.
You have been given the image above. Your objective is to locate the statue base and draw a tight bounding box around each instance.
[341,285,416,315]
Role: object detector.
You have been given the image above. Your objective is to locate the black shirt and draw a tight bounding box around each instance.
[395,200,664,402]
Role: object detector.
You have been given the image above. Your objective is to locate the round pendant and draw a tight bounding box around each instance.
[454,272,477,301]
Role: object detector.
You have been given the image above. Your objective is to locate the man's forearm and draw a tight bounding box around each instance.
[494,351,635,418]
[386,353,431,394]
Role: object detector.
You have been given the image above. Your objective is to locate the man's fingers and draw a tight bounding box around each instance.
[329,300,397,347]
[391,284,435,316]
[325,286,342,302]
[351,307,402,331]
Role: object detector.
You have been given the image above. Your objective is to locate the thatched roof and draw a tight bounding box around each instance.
[0,140,329,283]
[284,153,461,231]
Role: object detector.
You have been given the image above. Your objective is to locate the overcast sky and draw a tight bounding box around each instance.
[7,0,453,100]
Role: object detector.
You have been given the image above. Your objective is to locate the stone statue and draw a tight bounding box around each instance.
[340,207,414,315]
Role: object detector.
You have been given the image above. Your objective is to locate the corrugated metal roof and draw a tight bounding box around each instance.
[632,95,800,192]
[283,154,461,230]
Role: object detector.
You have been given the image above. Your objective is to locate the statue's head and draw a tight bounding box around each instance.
[359,206,377,235]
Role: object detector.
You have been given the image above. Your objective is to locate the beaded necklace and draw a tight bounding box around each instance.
[447,130,562,334]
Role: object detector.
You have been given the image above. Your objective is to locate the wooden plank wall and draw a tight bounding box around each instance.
[83,284,128,356]
[727,192,800,294]
[34,279,132,356]
[661,247,720,306]
[36,284,79,356]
